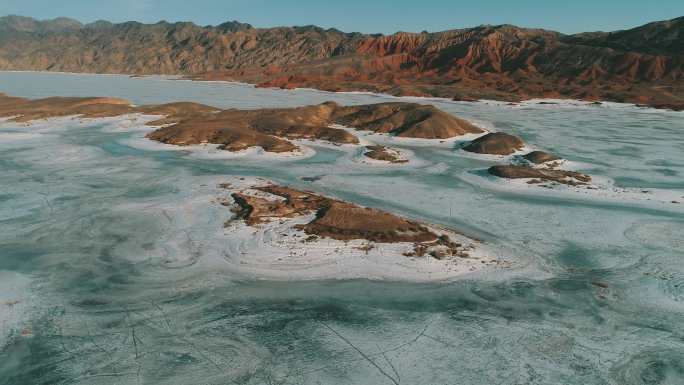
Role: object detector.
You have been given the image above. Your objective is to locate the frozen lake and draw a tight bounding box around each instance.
[1,71,683,384]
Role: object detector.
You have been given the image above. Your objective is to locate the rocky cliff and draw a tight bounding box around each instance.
[0,15,682,109]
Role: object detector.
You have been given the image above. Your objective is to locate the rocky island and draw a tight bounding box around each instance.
[462,132,525,155]
[522,151,560,164]
[0,93,484,155]
[455,128,595,187]
[214,177,506,280]
[147,101,483,152]
[363,145,409,164]
[228,183,468,257]
[488,165,592,186]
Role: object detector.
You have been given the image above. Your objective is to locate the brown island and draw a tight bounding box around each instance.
[0,92,592,185]
[454,128,594,186]
[225,182,478,260]
[0,93,483,156]
[363,145,409,164]
[204,177,512,279]
[462,132,525,155]
[146,100,483,153]
[489,165,592,186]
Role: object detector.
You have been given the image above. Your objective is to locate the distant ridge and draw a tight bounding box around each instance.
[0,15,83,33]
[0,15,682,109]
[563,16,684,55]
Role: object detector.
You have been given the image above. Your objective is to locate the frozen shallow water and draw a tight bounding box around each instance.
[0,72,683,384]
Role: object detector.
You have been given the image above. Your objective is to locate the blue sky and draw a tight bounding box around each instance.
[1,0,682,34]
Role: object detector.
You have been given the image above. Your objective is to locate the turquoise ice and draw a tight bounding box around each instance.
[0,72,683,385]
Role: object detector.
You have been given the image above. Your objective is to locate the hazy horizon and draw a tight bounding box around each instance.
[1,0,683,35]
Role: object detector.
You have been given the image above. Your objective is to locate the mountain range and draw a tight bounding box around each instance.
[0,15,682,109]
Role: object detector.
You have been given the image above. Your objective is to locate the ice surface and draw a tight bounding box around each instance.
[0,71,682,384]
[0,272,32,348]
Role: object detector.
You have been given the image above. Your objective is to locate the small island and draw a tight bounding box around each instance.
[462,132,525,155]
[214,178,507,280]
[363,145,409,164]
[488,165,592,186]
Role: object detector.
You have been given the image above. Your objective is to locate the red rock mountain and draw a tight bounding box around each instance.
[0,15,682,109]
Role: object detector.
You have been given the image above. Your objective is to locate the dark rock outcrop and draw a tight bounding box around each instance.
[230,185,437,243]
[463,133,525,155]
[488,165,591,186]
[523,151,560,164]
[364,146,408,163]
